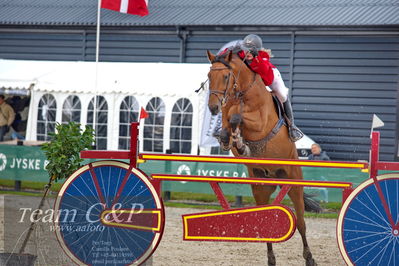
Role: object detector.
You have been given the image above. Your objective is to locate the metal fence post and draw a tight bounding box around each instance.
[163,149,172,201]
[14,140,24,191]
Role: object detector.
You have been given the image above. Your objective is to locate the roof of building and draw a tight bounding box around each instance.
[0,0,398,27]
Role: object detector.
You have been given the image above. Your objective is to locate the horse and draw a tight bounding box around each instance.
[206,50,318,266]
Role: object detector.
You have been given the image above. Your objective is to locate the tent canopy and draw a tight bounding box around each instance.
[0,59,210,96]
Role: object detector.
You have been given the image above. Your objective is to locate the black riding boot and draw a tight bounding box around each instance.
[283,99,304,142]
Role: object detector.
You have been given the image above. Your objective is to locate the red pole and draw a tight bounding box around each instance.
[369,131,380,179]
[272,185,291,204]
[370,131,396,229]
[130,122,139,168]
[210,183,231,209]
[342,188,353,203]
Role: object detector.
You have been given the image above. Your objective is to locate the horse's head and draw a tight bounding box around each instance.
[206,50,236,115]
[206,50,253,115]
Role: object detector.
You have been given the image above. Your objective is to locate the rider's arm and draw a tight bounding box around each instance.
[249,51,274,86]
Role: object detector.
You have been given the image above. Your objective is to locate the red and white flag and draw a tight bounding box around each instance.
[101,0,149,16]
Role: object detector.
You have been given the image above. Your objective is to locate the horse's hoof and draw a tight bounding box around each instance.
[221,144,231,151]
[229,114,242,131]
[306,258,317,266]
[219,128,230,147]
[267,252,276,266]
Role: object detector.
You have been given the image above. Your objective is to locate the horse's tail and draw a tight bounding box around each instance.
[303,193,323,213]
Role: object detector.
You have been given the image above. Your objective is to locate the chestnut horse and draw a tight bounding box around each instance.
[206,50,317,266]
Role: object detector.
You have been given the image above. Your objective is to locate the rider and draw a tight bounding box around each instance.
[220,34,303,142]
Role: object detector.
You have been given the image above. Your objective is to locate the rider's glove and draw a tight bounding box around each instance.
[251,49,258,57]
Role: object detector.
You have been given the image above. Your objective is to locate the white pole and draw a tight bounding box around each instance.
[93,0,101,147]
[96,0,101,66]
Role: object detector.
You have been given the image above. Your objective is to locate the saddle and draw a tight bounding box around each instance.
[271,95,285,122]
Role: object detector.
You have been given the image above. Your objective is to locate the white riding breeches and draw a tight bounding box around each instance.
[269,68,289,103]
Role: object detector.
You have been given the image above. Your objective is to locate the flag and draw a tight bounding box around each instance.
[139,107,149,119]
[101,0,149,17]
[372,114,384,129]
[200,92,222,147]
[200,110,222,147]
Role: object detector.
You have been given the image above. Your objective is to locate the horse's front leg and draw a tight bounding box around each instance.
[229,114,250,156]
[219,127,231,151]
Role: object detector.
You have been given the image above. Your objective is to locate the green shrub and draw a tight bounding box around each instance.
[41,122,94,182]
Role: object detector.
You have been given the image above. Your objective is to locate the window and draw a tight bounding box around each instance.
[87,96,108,150]
[143,97,165,152]
[37,94,57,141]
[170,98,193,154]
[62,95,81,124]
[119,96,139,150]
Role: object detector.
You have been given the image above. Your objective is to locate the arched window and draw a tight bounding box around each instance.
[87,96,108,150]
[37,94,56,141]
[119,96,139,150]
[170,98,193,154]
[62,95,81,124]
[143,97,165,152]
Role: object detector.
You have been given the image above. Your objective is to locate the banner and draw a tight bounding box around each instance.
[200,92,222,147]
[0,145,50,182]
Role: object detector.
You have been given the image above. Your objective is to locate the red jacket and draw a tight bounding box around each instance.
[238,50,275,86]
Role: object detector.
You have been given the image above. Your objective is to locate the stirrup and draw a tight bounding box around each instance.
[289,126,304,142]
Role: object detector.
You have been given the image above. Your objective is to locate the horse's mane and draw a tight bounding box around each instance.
[231,53,251,70]
[211,54,232,69]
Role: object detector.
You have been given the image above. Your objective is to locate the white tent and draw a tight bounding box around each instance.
[0,59,210,153]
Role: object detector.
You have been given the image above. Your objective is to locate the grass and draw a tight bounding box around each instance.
[0,179,63,192]
[304,212,338,219]
[164,202,223,210]
[0,190,47,197]
[0,180,341,218]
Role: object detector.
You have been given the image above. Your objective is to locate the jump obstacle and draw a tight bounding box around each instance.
[52,122,399,265]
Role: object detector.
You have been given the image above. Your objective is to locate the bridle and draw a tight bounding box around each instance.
[208,66,238,107]
[208,55,257,108]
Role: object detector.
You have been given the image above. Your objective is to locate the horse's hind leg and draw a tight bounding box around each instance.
[275,168,317,266]
[267,243,276,266]
[288,186,317,266]
[251,168,277,266]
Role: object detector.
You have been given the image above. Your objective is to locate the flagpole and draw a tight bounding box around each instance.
[96,0,101,66]
[93,0,102,147]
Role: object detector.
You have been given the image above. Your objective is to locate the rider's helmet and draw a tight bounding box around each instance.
[241,34,263,56]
